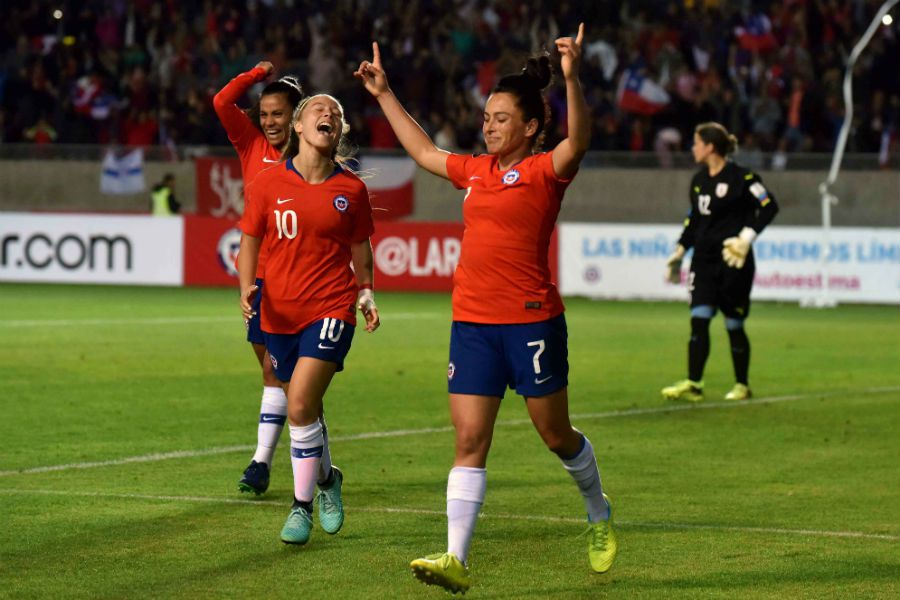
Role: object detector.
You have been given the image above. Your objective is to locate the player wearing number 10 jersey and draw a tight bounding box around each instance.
[239,93,379,547]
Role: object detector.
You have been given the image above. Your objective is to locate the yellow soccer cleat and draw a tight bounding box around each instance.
[661,379,704,402]
[586,494,617,573]
[410,552,470,594]
[725,383,752,401]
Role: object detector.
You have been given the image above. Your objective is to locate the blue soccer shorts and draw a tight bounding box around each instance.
[264,317,355,382]
[246,278,265,345]
[448,314,568,398]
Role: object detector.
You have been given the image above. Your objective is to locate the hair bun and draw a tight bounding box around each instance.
[523,55,552,90]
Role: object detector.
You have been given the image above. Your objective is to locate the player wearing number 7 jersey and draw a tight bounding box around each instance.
[239,93,379,546]
[356,23,616,592]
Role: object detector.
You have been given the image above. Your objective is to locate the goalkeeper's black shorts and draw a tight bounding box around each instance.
[689,253,755,319]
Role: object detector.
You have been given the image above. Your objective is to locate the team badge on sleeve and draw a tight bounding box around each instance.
[749,182,771,206]
[502,170,521,185]
[333,195,349,212]
[716,183,729,197]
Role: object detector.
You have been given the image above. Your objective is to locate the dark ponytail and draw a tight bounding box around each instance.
[695,122,738,156]
[492,55,553,151]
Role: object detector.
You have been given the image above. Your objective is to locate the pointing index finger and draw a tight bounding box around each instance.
[372,41,382,68]
[575,22,584,46]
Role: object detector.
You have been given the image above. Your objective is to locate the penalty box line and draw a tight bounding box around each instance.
[0,487,896,542]
[1,386,898,478]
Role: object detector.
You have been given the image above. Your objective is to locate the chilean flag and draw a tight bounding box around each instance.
[735,14,778,53]
[358,156,417,220]
[617,69,670,116]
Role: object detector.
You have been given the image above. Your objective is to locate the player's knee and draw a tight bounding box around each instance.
[454,426,491,456]
[287,403,319,427]
[690,305,716,319]
[725,317,744,331]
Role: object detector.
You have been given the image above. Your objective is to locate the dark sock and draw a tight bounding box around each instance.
[291,498,313,513]
[688,317,711,382]
[318,468,336,489]
[728,327,750,385]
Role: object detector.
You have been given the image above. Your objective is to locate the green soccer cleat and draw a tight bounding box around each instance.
[410,552,470,594]
[586,494,618,573]
[724,383,752,401]
[316,466,344,534]
[661,379,704,402]
[280,503,313,545]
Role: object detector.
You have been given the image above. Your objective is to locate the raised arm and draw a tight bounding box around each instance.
[213,62,272,140]
[354,43,450,180]
[551,24,590,180]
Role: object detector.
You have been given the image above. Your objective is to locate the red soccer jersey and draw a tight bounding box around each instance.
[240,161,374,334]
[213,66,282,278]
[445,151,571,324]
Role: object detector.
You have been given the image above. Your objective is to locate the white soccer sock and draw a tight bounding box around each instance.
[446,466,486,564]
[252,386,287,467]
[560,435,610,522]
[317,415,333,485]
[289,422,323,502]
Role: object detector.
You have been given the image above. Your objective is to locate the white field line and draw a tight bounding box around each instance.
[2,386,898,479]
[0,488,895,542]
[0,313,440,328]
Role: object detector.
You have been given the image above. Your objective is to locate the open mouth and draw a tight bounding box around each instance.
[316,122,334,134]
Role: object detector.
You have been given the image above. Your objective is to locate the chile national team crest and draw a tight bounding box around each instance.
[502,170,521,185]
[333,195,349,212]
[448,362,456,380]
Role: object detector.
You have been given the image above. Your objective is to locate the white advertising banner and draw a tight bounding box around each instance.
[0,213,183,285]
[558,223,900,304]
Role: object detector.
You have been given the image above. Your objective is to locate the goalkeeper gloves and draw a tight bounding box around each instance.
[722,227,757,269]
[665,244,686,283]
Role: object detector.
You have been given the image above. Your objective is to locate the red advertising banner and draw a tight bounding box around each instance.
[183,215,240,286]
[182,218,560,294]
[195,156,417,220]
[371,222,464,291]
[195,157,244,219]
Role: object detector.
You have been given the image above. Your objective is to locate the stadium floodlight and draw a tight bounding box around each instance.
[804,0,899,309]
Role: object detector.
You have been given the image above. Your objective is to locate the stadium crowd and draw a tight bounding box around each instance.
[0,0,897,157]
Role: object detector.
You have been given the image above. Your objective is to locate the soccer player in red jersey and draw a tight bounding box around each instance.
[238,93,379,545]
[213,62,311,496]
[356,24,616,591]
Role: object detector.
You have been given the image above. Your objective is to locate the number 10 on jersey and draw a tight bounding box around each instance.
[274,209,298,239]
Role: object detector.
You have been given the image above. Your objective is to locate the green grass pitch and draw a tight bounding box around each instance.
[1,284,898,599]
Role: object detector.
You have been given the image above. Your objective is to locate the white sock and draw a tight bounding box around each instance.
[289,422,323,502]
[252,386,287,467]
[446,466,486,564]
[560,435,610,522]
[317,415,333,485]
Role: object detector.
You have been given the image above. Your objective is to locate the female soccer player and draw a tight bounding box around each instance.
[662,122,779,403]
[356,24,615,592]
[214,62,316,496]
[238,93,379,545]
